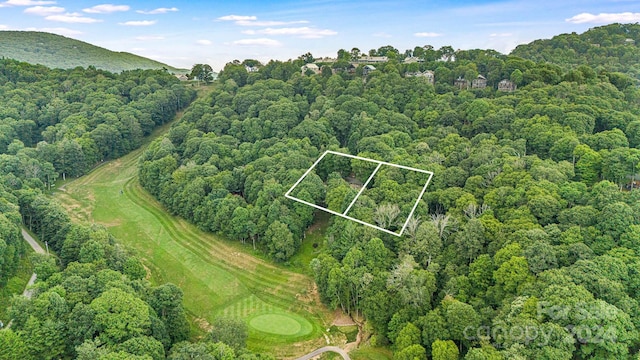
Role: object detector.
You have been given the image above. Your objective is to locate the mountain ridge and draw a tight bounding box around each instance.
[510,23,640,76]
[0,30,188,74]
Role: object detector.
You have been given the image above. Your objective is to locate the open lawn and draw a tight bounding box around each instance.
[53,99,333,357]
[349,346,394,360]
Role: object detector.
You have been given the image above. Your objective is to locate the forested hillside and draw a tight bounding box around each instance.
[0,31,186,74]
[0,60,271,359]
[0,58,195,180]
[140,47,640,359]
[512,23,640,77]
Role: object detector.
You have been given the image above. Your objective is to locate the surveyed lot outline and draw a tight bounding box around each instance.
[285,150,434,237]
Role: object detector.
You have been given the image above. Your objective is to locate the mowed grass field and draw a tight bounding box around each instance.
[54,113,333,357]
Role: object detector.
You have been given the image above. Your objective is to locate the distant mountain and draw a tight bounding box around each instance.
[0,31,188,74]
[511,23,640,76]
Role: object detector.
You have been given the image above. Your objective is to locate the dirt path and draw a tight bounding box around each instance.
[2,229,47,330]
[295,346,350,360]
[20,229,46,300]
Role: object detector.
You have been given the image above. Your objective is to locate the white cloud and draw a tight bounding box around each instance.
[232,38,281,46]
[566,12,640,24]
[45,13,102,23]
[242,26,337,39]
[5,0,55,5]
[24,5,64,15]
[135,35,164,40]
[235,20,308,26]
[83,4,130,14]
[217,15,256,21]
[414,32,442,37]
[490,32,512,37]
[24,26,82,36]
[0,24,8,29]
[196,39,212,45]
[136,7,178,14]
[119,20,156,26]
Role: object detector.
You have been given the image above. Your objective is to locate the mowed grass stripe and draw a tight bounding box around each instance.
[123,174,310,293]
[123,178,311,312]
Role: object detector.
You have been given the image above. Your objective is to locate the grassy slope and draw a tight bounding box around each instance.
[53,90,332,357]
[0,31,187,74]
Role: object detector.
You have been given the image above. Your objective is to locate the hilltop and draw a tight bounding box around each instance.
[511,23,640,76]
[0,31,187,74]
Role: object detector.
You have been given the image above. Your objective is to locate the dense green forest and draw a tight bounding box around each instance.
[0,31,187,74]
[0,60,272,359]
[512,23,640,77]
[139,25,640,358]
[1,23,640,359]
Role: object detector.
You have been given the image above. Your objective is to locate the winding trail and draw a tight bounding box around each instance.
[2,229,46,330]
[20,229,45,300]
[295,346,350,360]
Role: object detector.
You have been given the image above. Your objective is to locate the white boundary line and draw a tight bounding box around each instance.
[284,150,434,237]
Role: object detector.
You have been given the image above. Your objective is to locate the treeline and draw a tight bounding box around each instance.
[512,23,640,77]
[141,48,640,359]
[0,58,196,179]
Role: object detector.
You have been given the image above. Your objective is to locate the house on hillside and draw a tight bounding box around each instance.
[498,79,517,92]
[301,63,320,75]
[406,70,434,84]
[175,74,188,81]
[455,77,470,89]
[353,56,388,64]
[472,74,487,89]
[362,65,376,76]
[331,63,357,74]
[403,57,424,64]
[245,65,260,72]
[316,57,336,63]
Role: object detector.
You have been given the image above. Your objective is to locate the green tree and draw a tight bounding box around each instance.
[116,336,165,360]
[493,256,531,294]
[396,344,428,360]
[149,283,190,344]
[432,339,459,360]
[395,322,422,351]
[209,317,248,351]
[189,64,214,84]
[0,329,32,360]
[265,220,296,262]
[90,288,151,345]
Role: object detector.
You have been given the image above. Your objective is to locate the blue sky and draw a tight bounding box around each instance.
[1,0,640,71]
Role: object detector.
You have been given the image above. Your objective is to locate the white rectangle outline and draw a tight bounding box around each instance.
[284,150,434,237]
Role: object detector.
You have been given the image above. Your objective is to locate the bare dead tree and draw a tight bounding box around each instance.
[404,216,421,239]
[430,213,457,239]
[463,203,491,219]
[374,204,401,229]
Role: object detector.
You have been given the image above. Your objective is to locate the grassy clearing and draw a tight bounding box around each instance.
[53,96,332,357]
[289,211,330,274]
[0,250,33,324]
[335,325,359,343]
[349,346,394,360]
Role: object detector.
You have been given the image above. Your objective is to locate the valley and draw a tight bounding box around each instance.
[53,97,335,357]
